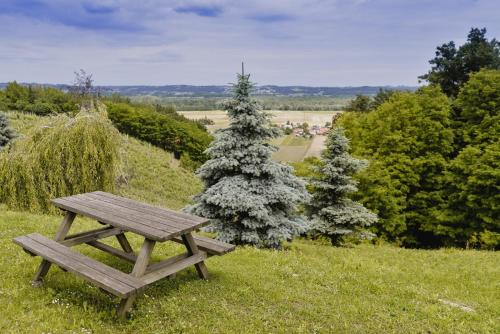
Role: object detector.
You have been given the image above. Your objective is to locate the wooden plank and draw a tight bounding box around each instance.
[26,233,144,290]
[182,233,209,279]
[52,198,167,241]
[92,191,208,225]
[84,193,188,230]
[78,193,188,232]
[63,195,178,235]
[58,196,192,243]
[62,227,123,247]
[140,252,207,285]
[145,253,189,274]
[171,235,236,256]
[14,234,141,297]
[87,240,137,263]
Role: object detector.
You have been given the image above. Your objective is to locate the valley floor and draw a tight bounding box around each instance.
[0,206,498,333]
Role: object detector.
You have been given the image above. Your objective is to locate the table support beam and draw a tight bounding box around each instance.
[116,233,134,254]
[117,238,155,319]
[182,233,209,280]
[32,211,76,285]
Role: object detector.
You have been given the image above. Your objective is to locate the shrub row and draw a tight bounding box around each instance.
[0,82,78,115]
[105,102,212,163]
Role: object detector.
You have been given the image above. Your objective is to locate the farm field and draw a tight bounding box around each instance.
[179,110,340,130]
[180,110,337,162]
[1,206,498,333]
[272,135,315,162]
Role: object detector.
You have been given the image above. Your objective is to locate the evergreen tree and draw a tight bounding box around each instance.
[0,112,16,149]
[186,70,309,248]
[307,127,377,245]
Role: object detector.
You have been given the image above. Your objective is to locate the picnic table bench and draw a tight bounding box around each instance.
[13,191,235,318]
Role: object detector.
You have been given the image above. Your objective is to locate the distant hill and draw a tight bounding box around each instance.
[0,83,417,97]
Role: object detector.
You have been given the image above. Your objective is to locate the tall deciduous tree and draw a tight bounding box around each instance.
[419,27,500,97]
[0,112,16,149]
[186,70,309,248]
[339,86,454,247]
[307,127,377,245]
[440,69,500,248]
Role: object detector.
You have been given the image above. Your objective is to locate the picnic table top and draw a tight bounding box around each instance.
[52,191,209,241]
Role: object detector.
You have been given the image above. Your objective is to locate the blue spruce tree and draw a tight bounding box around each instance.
[186,70,309,248]
[308,127,377,245]
[0,112,15,149]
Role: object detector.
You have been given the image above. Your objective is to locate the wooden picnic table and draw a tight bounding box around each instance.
[13,191,235,318]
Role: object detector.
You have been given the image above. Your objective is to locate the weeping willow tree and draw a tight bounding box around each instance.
[0,111,120,213]
[186,69,309,248]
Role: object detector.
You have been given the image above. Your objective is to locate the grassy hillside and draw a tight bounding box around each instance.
[1,112,498,333]
[5,111,202,210]
[0,207,498,333]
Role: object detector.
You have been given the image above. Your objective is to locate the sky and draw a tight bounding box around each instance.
[0,0,499,86]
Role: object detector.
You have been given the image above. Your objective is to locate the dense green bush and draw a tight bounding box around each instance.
[0,112,120,213]
[106,102,212,163]
[0,82,78,114]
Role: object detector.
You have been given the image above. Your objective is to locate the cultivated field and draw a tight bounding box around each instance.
[180,110,340,130]
[181,110,339,162]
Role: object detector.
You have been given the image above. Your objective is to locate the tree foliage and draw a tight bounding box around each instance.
[437,69,500,248]
[0,112,16,149]
[339,86,454,246]
[419,28,500,97]
[106,102,212,164]
[186,72,309,248]
[344,94,371,113]
[1,82,78,115]
[0,112,119,213]
[307,128,377,245]
[344,89,397,113]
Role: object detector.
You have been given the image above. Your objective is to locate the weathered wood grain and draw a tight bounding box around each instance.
[182,233,209,279]
[140,252,207,285]
[171,234,236,256]
[14,233,145,297]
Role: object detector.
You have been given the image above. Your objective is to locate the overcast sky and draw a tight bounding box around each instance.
[0,0,499,86]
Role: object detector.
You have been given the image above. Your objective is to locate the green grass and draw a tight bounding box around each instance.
[272,135,313,162]
[116,135,202,210]
[1,207,498,333]
[2,111,499,333]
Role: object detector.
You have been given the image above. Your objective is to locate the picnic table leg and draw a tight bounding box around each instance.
[182,233,209,280]
[116,233,134,254]
[32,211,76,286]
[117,238,155,318]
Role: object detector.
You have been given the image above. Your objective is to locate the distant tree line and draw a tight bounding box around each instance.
[133,95,349,111]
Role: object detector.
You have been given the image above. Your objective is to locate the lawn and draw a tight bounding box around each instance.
[1,206,498,333]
